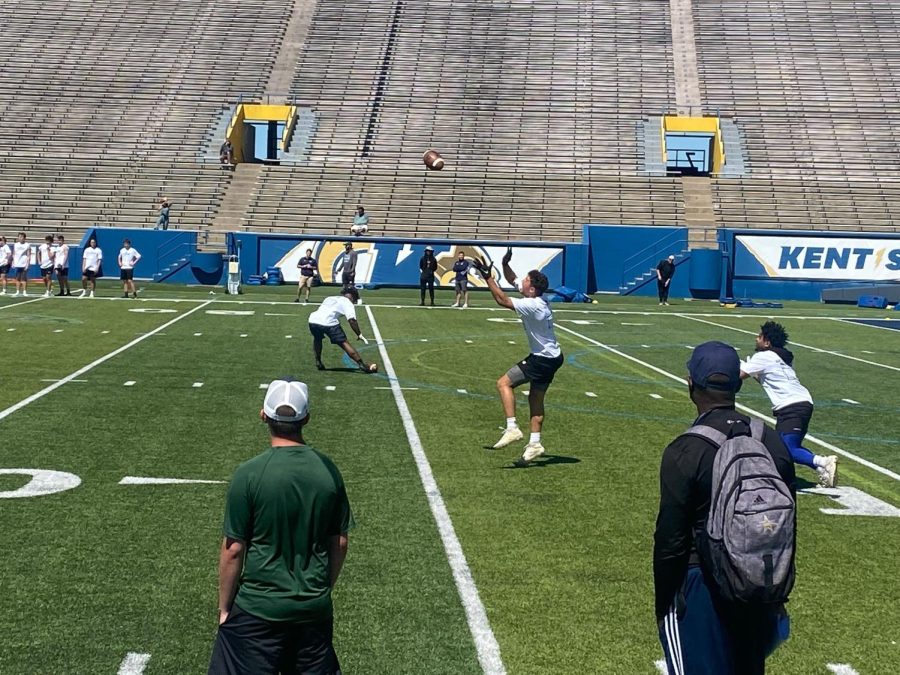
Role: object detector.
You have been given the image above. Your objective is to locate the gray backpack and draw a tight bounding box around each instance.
[685,418,796,604]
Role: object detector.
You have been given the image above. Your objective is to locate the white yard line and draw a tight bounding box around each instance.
[0,296,46,310]
[116,653,151,675]
[675,313,900,373]
[365,306,505,675]
[556,324,900,483]
[0,302,211,423]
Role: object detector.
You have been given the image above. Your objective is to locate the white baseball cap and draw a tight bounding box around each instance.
[263,379,309,421]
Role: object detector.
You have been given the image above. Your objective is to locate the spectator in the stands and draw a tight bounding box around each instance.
[350,206,369,237]
[220,140,234,166]
[155,198,172,231]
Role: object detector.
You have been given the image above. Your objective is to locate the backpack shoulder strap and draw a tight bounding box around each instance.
[749,418,765,441]
[681,424,727,448]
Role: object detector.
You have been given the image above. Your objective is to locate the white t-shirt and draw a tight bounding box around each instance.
[12,242,30,268]
[308,295,356,327]
[38,243,54,269]
[119,247,141,269]
[55,244,69,269]
[742,350,812,410]
[511,297,561,358]
[83,247,103,272]
[0,244,10,266]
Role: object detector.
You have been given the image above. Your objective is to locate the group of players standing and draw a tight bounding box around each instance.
[0,233,142,299]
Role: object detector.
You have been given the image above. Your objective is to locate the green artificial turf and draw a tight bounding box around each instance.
[0,286,897,673]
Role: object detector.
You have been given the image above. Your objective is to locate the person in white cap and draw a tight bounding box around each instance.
[209,377,353,675]
[656,254,676,306]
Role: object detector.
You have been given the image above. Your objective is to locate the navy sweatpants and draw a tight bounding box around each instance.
[658,566,789,675]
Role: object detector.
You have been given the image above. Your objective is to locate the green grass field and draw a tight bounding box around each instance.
[2,282,898,674]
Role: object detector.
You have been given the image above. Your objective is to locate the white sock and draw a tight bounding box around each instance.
[813,455,827,468]
[529,432,541,444]
[506,417,518,430]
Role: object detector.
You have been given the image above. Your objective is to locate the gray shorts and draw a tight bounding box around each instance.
[454,279,468,293]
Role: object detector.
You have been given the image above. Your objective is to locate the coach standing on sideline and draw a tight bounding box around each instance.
[654,342,794,675]
[656,254,675,306]
[336,242,357,291]
[418,246,438,306]
[209,378,353,675]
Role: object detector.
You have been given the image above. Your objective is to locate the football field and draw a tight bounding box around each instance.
[1,284,898,674]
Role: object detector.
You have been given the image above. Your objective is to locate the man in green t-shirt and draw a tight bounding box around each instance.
[208,378,354,675]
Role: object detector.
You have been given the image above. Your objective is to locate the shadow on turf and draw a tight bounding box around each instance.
[319,366,363,373]
[500,454,581,469]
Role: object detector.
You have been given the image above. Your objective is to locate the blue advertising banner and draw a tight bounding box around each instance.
[249,236,566,290]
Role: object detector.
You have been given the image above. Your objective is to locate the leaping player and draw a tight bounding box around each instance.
[471,250,564,466]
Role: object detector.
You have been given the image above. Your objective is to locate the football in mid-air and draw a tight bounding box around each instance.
[369,363,379,373]
[423,149,444,171]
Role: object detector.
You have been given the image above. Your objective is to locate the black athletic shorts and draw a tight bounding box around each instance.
[208,604,341,675]
[773,401,814,436]
[83,269,98,280]
[309,322,347,345]
[0,264,9,274]
[55,267,68,277]
[120,269,134,281]
[506,352,565,392]
[40,267,53,279]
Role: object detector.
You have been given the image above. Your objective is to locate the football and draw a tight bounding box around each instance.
[369,363,379,373]
[423,149,445,171]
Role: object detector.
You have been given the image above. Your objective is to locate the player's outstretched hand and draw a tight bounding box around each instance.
[471,256,492,278]
[502,247,513,265]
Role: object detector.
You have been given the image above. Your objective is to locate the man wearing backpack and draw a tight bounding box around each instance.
[654,341,796,675]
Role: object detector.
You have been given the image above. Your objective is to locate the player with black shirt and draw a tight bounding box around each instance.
[419,246,438,306]
[656,254,675,305]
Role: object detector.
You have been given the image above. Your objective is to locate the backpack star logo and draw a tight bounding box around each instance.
[761,515,777,533]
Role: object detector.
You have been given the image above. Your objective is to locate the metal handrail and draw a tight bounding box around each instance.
[621,230,688,288]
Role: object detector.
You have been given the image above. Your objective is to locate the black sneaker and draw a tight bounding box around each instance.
[315,361,325,371]
[294,298,300,303]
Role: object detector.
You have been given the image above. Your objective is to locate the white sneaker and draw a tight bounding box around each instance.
[492,427,523,449]
[462,303,468,309]
[89,292,95,298]
[516,442,546,466]
[0,290,5,295]
[44,291,51,297]
[817,456,838,488]
[22,291,28,297]
[451,302,458,307]
[12,292,20,297]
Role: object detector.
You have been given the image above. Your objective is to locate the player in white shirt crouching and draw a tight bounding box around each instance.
[741,321,837,487]
[80,237,102,298]
[118,239,141,299]
[307,287,376,374]
[471,250,564,466]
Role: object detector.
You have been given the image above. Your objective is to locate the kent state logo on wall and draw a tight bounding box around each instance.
[736,235,900,281]
[273,240,564,288]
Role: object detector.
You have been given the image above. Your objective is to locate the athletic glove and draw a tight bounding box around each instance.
[470,256,492,278]
[502,247,513,265]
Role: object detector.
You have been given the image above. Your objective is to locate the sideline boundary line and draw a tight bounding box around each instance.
[675,313,900,373]
[556,324,900,483]
[365,306,506,675]
[0,301,212,423]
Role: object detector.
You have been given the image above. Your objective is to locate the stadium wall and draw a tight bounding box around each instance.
[228,232,588,291]
[723,229,900,302]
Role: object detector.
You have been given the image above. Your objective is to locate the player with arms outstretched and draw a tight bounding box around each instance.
[741,320,837,487]
[471,250,563,466]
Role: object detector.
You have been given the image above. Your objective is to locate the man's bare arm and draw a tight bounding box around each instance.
[217,537,245,624]
[328,533,349,586]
